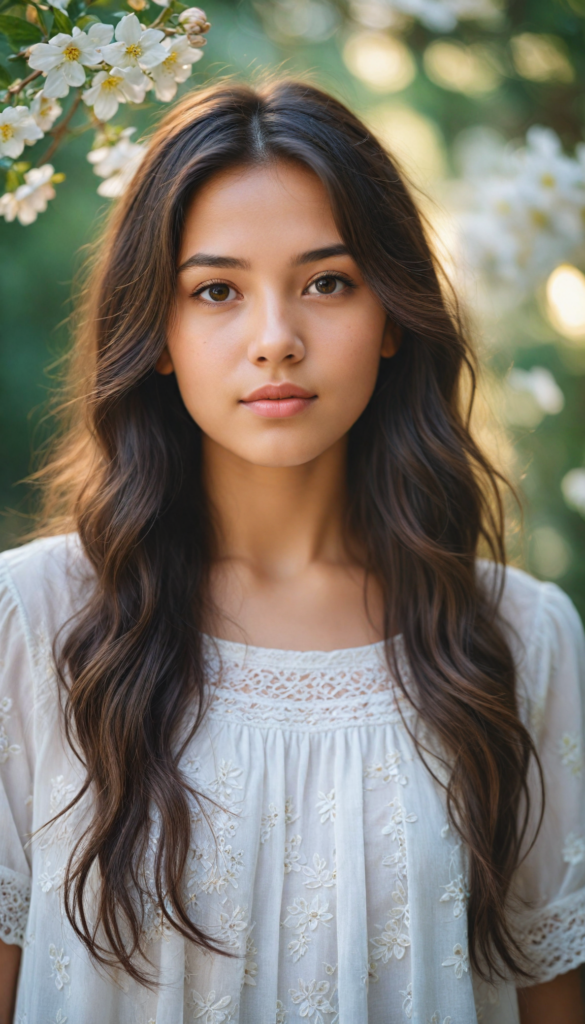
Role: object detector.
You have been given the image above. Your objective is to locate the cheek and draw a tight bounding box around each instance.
[316,308,386,411]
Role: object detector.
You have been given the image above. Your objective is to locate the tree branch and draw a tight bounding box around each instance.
[7,68,42,97]
[37,92,82,165]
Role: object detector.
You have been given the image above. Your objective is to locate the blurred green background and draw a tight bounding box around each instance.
[1,0,584,617]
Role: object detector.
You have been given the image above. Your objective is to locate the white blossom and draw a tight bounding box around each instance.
[454,125,585,296]
[0,165,57,226]
[150,35,203,101]
[0,105,43,159]
[30,91,62,132]
[87,129,146,197]
[439,874,468,918]
[284,895,333,933]
[28,25,113,99]
[101,14,167,73]
[83,66,147,122]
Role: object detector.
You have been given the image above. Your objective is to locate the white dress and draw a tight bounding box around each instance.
[1,535,585,1024]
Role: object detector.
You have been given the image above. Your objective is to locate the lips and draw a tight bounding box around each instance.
[240,382,317,419]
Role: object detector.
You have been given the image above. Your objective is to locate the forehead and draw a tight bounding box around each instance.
[179,160,342,262]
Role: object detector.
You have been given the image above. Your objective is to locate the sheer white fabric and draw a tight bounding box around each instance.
[1,534,584,1024]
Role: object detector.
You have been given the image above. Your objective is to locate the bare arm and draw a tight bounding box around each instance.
[518,968,584,1024]
[0,939,21,1024]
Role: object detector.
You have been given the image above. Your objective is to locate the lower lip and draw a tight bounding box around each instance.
[241,397,316,418]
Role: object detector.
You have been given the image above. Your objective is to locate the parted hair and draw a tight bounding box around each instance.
[36,78,540,985]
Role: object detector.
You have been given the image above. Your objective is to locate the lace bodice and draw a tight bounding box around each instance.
[203,635,415,729]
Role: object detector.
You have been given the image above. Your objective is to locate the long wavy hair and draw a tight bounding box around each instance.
[35,79,540,985]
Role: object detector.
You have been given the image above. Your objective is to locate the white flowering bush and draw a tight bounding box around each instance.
[454,125,585,296]
[0,2,209,223]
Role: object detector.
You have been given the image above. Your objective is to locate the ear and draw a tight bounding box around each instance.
[381,318,401,359]
[155,347,175,375]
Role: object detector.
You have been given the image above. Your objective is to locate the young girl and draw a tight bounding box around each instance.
[0,80,584,1024]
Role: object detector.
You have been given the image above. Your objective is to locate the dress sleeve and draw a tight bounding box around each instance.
[0,560,34,947]
[513,581,585,986]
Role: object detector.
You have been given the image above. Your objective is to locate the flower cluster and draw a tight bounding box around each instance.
[454,126,585,295]
[0,5,209,224]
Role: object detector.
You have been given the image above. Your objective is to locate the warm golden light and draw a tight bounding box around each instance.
[511,33,574,83]
[365,103,446,186]
[423,40,501,95]
[343,31,416,92]
[546,264,585,343]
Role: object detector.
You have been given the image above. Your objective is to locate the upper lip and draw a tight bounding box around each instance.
[241,383,316,402]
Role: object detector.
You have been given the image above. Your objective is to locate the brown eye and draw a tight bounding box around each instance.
[208,283,231,301]
[315,276,337,294]
[307,275,346,296]
[197,282,237,303]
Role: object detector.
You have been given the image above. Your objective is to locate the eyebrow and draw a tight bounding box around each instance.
[177,253,251,272]
[177,243,350,274]
[292,244,350,266]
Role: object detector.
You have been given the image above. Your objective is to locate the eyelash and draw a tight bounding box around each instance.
[191,272,356,302]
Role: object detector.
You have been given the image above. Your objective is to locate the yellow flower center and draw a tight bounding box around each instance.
[63,43,81,62]
[125,43,142,59]
[0,124,14,142]
[530,209,548,228]
[102,75,123,90]
[541,173,555,188]
[163,51,178,69]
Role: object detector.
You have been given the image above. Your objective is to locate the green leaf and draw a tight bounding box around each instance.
[0,60,11,86]
[0,13,43,49]
[75,13,99,28]
[51,6,72,33]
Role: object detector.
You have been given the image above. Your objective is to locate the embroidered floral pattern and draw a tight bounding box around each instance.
[0,867,31,946]
[260,803,279,844]
[243,933,258,985]
[559,733,583,777]
[289,979,335,1023]
[401,981,413,1018]
[191,990,233,1023]
[563,833,585,865]
[364,749,408,786]
[215,902,248,948]
[442,942,469,978]
[284,834,303,874]
[0,695,21,763]
[302,853,336,889]
[316,790,336,824]
[48,944,70,990]
[439,874,468,918]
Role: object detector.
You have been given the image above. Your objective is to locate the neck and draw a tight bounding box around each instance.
[202,435,352,579]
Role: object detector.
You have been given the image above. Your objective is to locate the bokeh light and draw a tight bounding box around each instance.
[365,103,446,186]
[343,31,416,92]
[423,40,501,95]
[511,33,574,83]
[546,264,585,342]
[530,525,571,579]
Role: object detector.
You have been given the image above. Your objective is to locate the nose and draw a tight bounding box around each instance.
[246,291,305,367]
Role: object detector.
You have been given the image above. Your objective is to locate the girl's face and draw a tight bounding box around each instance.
[159,160,397,467]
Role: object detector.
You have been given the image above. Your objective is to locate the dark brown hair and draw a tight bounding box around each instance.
[36,79,540,984]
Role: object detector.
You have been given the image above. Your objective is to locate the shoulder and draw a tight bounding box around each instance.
[0,534,94,642]
[477,559,582,652]
[478,560,585,729]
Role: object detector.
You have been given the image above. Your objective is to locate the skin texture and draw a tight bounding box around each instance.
[0,160,580,1019]
[0,939,20,1024]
